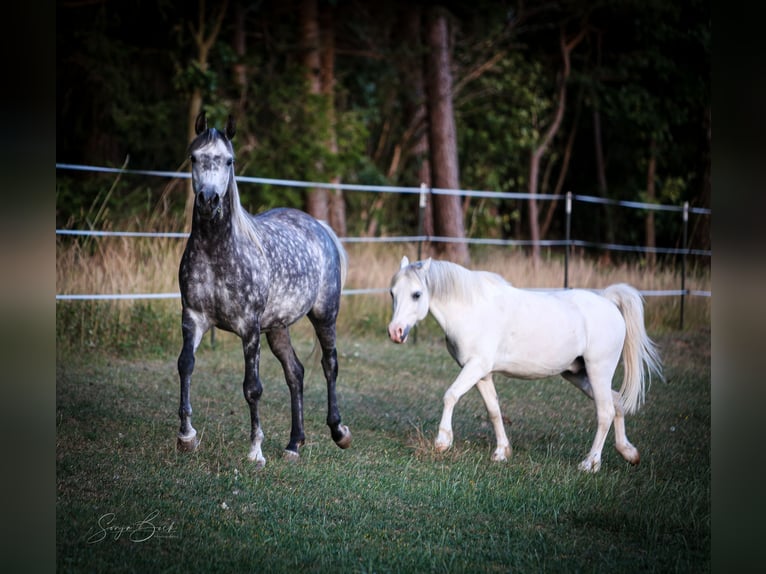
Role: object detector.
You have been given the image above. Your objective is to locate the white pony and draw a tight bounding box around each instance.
[387,256,663,472]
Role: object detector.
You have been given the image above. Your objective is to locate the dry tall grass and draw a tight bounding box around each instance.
[56,235,710,354]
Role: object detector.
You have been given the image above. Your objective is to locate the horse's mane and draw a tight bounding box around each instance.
[423,260,510,304]
[228,178,263,250]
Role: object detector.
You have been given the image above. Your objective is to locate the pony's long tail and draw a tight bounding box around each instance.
[319,220,348,289]
[602,284,664,414]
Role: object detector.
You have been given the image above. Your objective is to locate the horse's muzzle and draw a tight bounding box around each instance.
[195,190,222,219]
[388,323,410,344]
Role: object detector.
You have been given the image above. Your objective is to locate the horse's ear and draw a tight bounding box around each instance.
[225,115,236,140]
[400,256,410,269]
[421,258,432,273]
[195,110,207,135]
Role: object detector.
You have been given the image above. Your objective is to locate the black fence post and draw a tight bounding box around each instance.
[680,201,689,330]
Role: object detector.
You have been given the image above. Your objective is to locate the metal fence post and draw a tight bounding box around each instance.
[417,183,428,261]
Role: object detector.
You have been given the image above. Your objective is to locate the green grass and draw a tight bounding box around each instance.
[56,317,709,573]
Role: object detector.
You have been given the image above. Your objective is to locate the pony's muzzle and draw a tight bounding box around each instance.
[388,323,410,344]
[195,189,221,218]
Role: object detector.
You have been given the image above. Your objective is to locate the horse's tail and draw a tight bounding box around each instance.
[319,221,348,289]
[602,283,664,414]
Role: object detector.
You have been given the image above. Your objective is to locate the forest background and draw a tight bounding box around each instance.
[56,0,711,265]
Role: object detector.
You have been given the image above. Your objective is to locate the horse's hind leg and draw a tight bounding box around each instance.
[475,375,511,462]
[610,389,639,465]
[562,368,640,469]
[266,327,306,459]
[308,315,351,449]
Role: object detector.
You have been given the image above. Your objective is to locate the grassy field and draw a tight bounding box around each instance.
[56,236,710,571]
[56,314,709,572]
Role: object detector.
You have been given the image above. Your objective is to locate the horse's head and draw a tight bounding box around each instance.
[388,256,431,343]
[188,111,237,221]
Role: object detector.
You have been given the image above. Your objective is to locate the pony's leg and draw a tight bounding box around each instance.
[475,375,511,462]
[242,329,266,468]
[308,315,351,449]
[435,360,487,453]
[562,364,616,472]
[176,310,208,452]
[610,389,640,464]
[562,369,639,468]
[266,328,306,459]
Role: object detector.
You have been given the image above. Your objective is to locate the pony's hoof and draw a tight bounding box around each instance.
[617,444,640,466]
[177,431,199,452]
[334,425,352,449]
[491,446,511,462]
[578,457,601,473]
[434,430,452,453]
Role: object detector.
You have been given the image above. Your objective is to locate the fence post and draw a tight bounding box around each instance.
[413,183,429,345]
[417,183,428,261]
[680,201,689,330]
[565,191,572,288]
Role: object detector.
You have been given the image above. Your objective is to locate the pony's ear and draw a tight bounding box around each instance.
[195,110,207,135]
[225,115,236,140]
[400,256,410,269]
[421,258,432,273]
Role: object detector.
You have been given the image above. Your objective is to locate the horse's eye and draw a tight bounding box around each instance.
[412,291,422,300]
[227,158,233,166]
[190,155,197,164]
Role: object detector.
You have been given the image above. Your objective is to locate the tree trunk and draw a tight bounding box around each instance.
[233,1,247,114]
[320,6,346,236]
[540,85,583,239]
[402,4,433,239]
[300,0,329,221]
[184,0,229,228]
[424,6,469,265]
[645,137,657,269]
[527,24,586,266]
[591,31,615,255]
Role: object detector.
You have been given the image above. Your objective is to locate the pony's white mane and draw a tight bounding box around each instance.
[421,260,509,304]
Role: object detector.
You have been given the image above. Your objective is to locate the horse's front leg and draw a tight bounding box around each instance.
[177,310,207,452]
[242,329,266,468]
[266,328,306,459]
[435,359,488,453]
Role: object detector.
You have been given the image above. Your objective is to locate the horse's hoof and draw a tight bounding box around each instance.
[283,449,300,462]
[334,425,352,449]
[177,431,199,452]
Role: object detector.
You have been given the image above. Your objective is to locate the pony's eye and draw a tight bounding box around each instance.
[190,155,197,164]
[412,291,422,300]
[227,158,234,166]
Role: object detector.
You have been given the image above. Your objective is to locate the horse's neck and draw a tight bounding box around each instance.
[424,265,465,335]
[190,208,236,254]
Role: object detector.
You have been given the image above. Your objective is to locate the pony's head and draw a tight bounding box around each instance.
[188,111,237,221]
[388,256,431,343]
